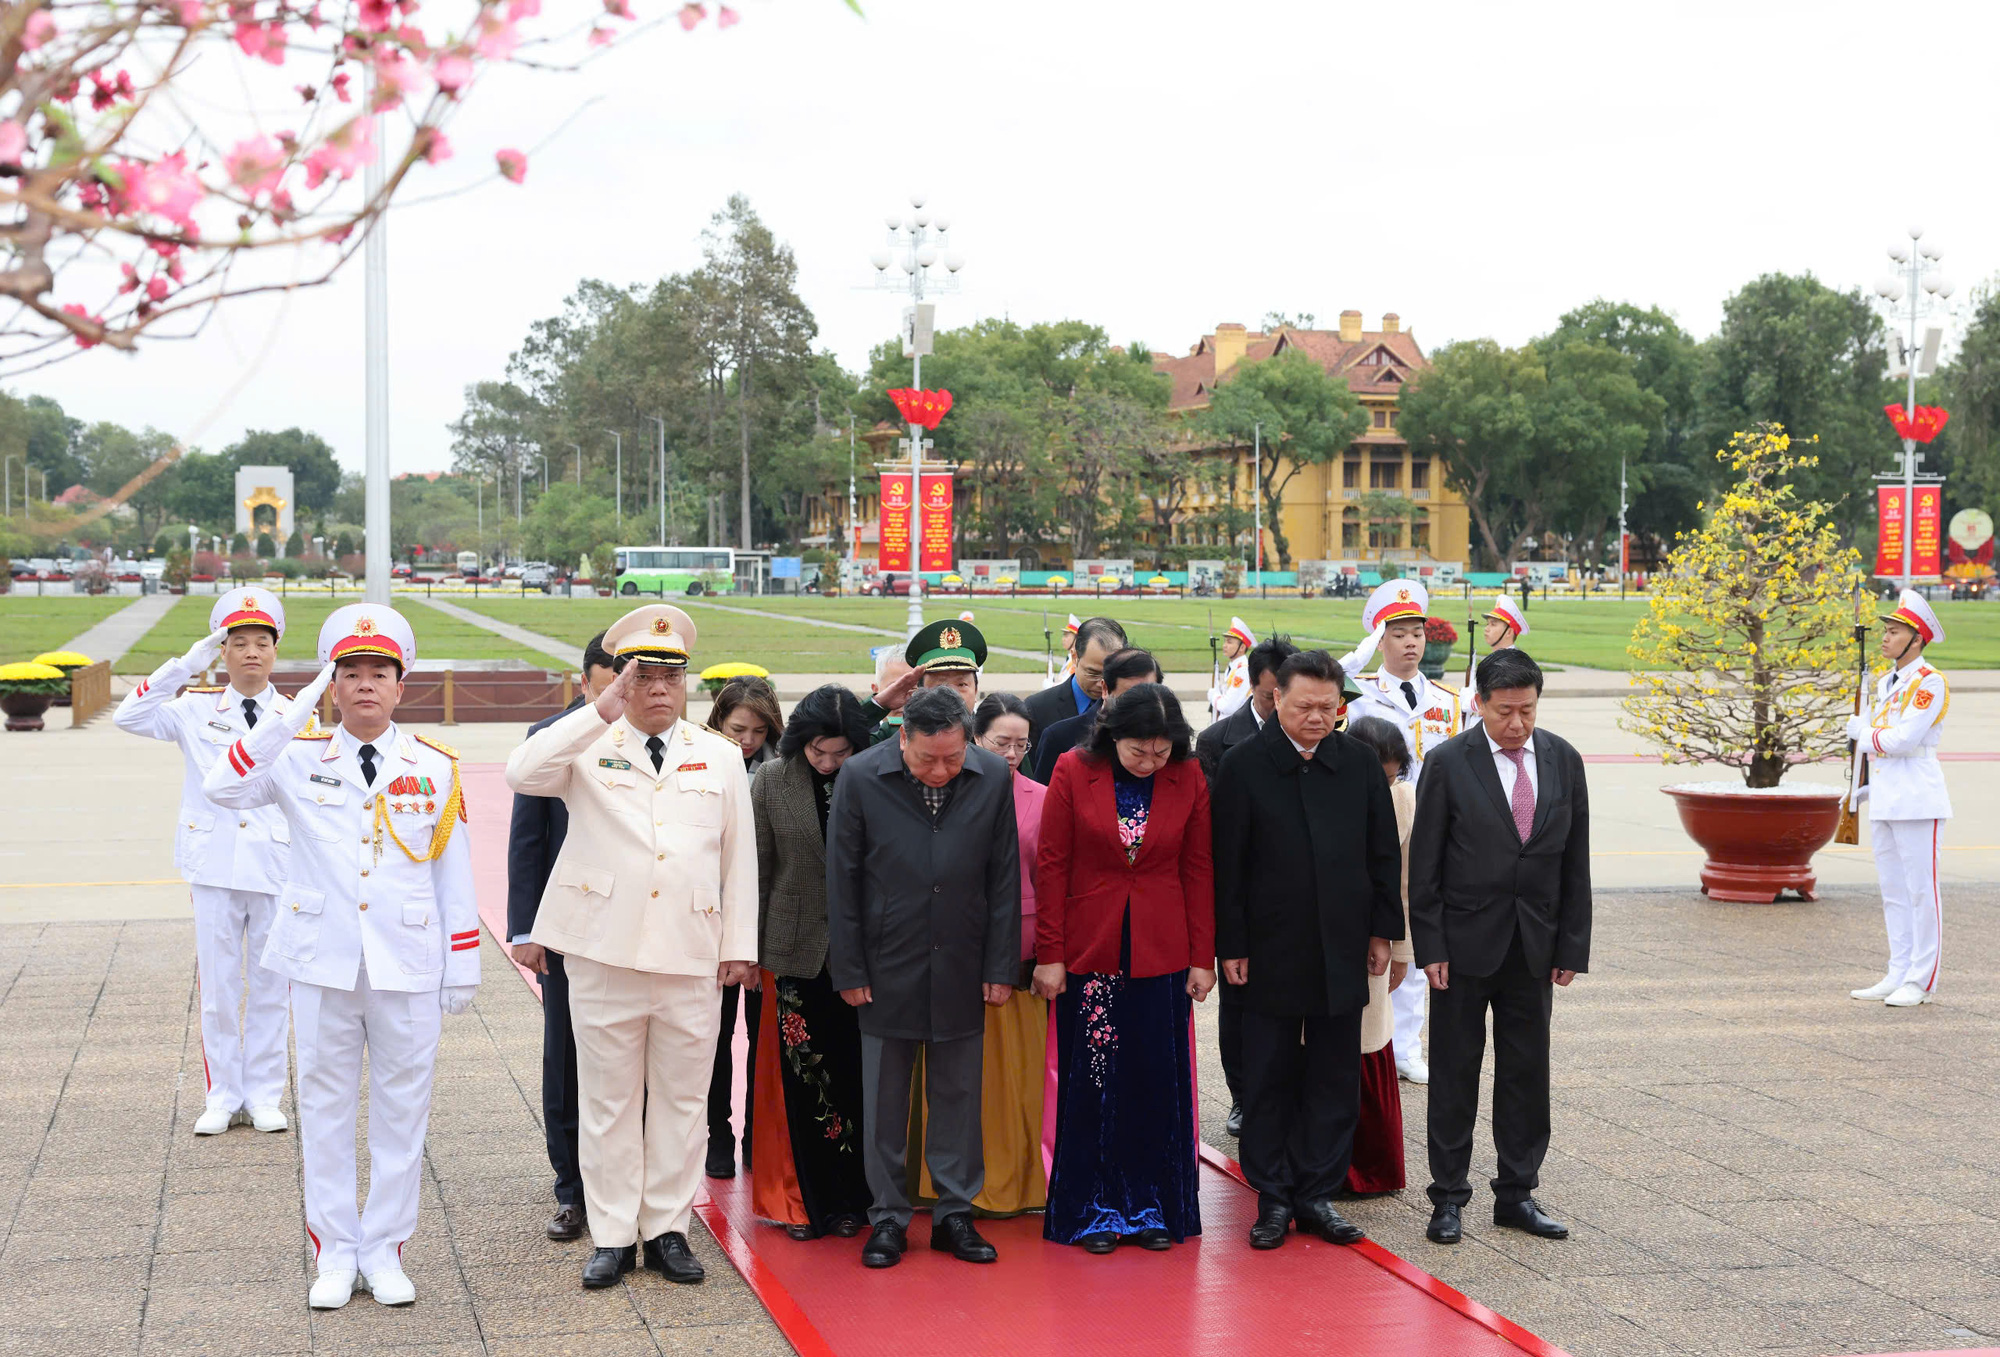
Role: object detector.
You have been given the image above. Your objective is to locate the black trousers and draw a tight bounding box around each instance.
[1426,932,1553,1209]
[707,982,761,1154]
[540,953,584,1207]
[1217,980,1244,1107]
[1236,1006,1363,1210]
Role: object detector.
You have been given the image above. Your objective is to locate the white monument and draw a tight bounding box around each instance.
[235,465,294,551]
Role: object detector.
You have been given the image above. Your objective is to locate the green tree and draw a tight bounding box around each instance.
[332,531,354,557]
[1197,348,1368,568]
[285,527,304,557]
[1695,273,1887,538]
[523,483,616,569]
[255,532,275,558]
[164,450,236,533]
[77,421,181,542]
[1937,284,2000,513]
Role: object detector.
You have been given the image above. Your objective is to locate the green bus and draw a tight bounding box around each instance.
[613,546,739,596]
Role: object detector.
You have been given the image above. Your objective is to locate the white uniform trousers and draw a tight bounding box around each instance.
[1873,818,1945,994]
[1391,963,1427,1065]
[189,885,290,1114]
[566,955,719,1249]
[291,962,443,1275]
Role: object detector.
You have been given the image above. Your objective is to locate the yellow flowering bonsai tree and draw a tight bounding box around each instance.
[1623,424,1863,788]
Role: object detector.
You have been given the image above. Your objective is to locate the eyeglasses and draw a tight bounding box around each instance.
[984,738,1032,755]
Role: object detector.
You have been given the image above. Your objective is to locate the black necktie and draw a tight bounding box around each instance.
[358,743,378,787]
[242,698,258,729]
[1401,680,1418,709]
[1888,670,1901,689]
[647,735,665,773]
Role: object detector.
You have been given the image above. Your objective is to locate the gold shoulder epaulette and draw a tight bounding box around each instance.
[294,730,333,741]
[1432,679,1459,695]
[185,685,224,694]
[415,733,460,760]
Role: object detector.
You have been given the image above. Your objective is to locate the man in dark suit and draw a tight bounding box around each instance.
[1021,616,1126,746]
[1213,649,1403,1251]
[507,631,617,1242]
[1409,647,1590,1247]
[1195,634,1295,1138]
[1030,646,1159,784]
[825,686,1020,1270]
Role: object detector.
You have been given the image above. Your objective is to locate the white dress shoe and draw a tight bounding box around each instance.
[1850,975,1899,1000]
[1397,1056,1430,1085]
[247,1106,289,1133]
[309,1270,357,1309]
[193,1107,233,1136]
[364,1266,416,1306]
[1884,982,1935,1007]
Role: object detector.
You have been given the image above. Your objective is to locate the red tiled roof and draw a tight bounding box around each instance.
[1158,325,1428,412]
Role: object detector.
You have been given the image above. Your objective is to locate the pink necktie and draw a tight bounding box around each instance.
[1502,746,1534,842]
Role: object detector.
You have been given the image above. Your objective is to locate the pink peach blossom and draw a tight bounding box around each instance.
[61,304,103,347]
[433,52,473,95]
[603,0,633,18]
[302,117,375,189]
[586,26,612,46]
[146,276,170,302]
[495,147,526,184]
[507,0,541,17]
[420,129,452,165]
[370,51,422,110]
[115,152,203,229]
[474,16,518,59]
[232,19,287,65]
[357,0,394,33]
[677,4,706,31]
[718,6,739,28]
[331,70,352,102]
[175,1,205,27]
[0,122,24,166]
[224,136,286,198]
[22,11,54,50]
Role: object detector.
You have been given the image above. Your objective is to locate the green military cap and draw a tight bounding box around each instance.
[906,618,986,671]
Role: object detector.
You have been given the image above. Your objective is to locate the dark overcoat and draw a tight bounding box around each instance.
[825,738,1021,1041]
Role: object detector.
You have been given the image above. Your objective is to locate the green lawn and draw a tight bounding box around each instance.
[0,596,138,663]
[116,596,559,673]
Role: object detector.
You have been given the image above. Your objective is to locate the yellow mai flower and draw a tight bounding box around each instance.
[32,651,90,666]
[699,662,771,681]
[0,662,67,681]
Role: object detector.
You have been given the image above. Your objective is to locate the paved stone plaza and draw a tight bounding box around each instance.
[4,690,1999,1355]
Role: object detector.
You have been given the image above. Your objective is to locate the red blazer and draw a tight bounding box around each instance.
[1033,749,1215,978]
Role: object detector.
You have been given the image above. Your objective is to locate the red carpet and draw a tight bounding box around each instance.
[464,765,1566,1357]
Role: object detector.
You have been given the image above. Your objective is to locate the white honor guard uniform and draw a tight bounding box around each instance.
[505,605,756,1260]
[1209,617,1256,719]
[1044,613,1082,689]
[115,587,294,1131]
[1462,594,1532,720]
[1345,579,1459,1076]
[1848,592,1952,1006]
[203,604,478,1307]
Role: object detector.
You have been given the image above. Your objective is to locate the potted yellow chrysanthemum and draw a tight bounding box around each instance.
[1621,424,1863,902]
[0,662,70,730]
[699,661,770,695]
[32,650,91,708]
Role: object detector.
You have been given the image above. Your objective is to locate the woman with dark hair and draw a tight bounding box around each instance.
[1339,714,1417,1194]
[702,674,785,1177]
[1033,683,1215,1252]
[747,684,875,1239]
[1032,647,1163,784]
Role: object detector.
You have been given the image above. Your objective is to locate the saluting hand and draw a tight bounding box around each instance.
[289,660,337,730]
[594,658,638,725]
[183,625,231,671]
[873,662,927,713]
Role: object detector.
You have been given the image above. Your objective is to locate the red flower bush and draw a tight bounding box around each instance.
[1424,617,1458,645]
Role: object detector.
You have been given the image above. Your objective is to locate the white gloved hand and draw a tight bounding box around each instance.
[1843,714,1868,742]
[183,626,230,670]
[288,660,337,732]
[1347,620,1387,671]
[441,985,477,1016]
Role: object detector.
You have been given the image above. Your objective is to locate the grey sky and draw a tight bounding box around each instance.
[22,0,1998,475]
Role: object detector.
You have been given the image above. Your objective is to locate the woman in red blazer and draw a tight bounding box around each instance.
[1032,684,1216,1253]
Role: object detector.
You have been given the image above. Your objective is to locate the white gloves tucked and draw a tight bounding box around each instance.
[441,986,477,1016]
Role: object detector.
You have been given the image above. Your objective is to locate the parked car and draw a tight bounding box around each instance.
[520,562,554,591]
[392,562,413,579]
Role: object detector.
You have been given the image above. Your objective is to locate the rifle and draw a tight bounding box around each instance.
[1835,594,1869,846]
[1464,604,1480,691]
[1042,609,1054,685]
[1207,608,1220,714]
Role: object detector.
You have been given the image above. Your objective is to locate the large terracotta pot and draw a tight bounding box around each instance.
[1,692,53,731]
[1662,782,1844,903]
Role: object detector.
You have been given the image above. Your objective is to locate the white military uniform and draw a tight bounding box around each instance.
[1345,580,1460,1070]
[505,604,757,1253]
[204,604,479,1287]
[1044,614,1081,689]
[114,588,293,1122]
[1851,592,1951,1003]
[1209,617,1256,719]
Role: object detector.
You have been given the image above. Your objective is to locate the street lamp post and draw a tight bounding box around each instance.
[361,65,391,606]
[605,431,622,526]
[846,413,858,586]
[568,443,581,485]
[870,193,965,638]
[1251,421,1263,599]
[647,415,669,545]
[1873,226,1955,590]
[1617,455,1628,600]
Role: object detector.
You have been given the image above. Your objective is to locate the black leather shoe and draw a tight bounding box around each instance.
[830,1214,863,1238]
[1298,1198,1365,1245]
[1134,1228,1172,1251]
[929,1213,998,1263]
[1493,1197,1569,1239]
[861,1219,907,1269]
[1079,1232,1119,1254]
[642,1232,705,1283]
[581,1245,635,1288]
[547,1203,586,1242]
[1225,1103,1244,1138]
[785,1224,814,1241]
[1427,1202,1462,1245]
[704,1138,736,1180]
[1248,1200,1292,1250]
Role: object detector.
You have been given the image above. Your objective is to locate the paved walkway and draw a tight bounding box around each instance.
[409,596,581,669]
[679,597,1049,663]
[59,593,178,666]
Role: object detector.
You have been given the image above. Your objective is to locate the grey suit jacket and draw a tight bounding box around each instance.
[824,739,1021,1042]
[752,753,834,979]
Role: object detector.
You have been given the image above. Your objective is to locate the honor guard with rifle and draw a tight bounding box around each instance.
[1846,590,1950,1008]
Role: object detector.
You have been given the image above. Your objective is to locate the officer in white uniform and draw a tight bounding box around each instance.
[1209,617,1256,720]
[506,604,757,1291]
[1846,590,1951,1008]
[1044,613,1082,689]
[1346,579,1462,1083]
[1459,595,1531,720]
[204,604,480,1310]
[116,587,294,1136]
